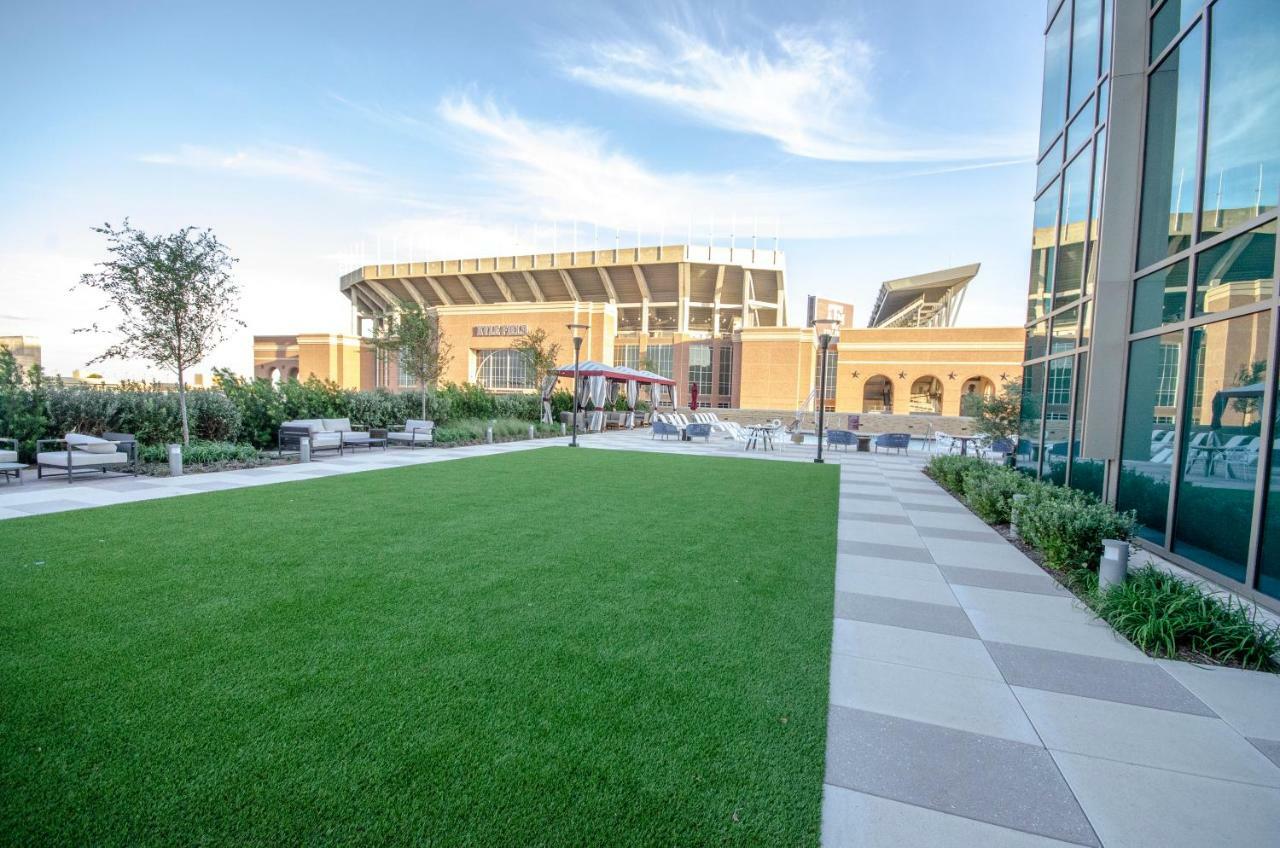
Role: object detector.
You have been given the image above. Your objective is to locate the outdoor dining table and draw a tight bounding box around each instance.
[745,425,775,451]
[953,435,979,456]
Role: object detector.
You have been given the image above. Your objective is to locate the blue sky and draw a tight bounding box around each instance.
[1,0,1045,379]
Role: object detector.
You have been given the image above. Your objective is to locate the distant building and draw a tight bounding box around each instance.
[866,263,977,328]
[805,296,856,329]
[0,335,41,373]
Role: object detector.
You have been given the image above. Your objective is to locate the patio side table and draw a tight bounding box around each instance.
[0,461,27,484]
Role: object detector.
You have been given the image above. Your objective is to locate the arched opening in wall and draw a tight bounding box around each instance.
[270,367,281,385]
[961,376,996,416]
[910,375,944,414]
[863,374,894,413]
[288,367,299,380]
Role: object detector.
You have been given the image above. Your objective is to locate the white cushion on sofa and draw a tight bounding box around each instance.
[66,433,117,454]
[341,430,370,442]
[0,449,17,463]
[404,419,433,433]
[282,419,324,433]
[322,418,352,432]
[310,431,342,447]
[39,450,128,467]
[388,431,432,443]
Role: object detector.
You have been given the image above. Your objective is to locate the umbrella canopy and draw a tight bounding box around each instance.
[555,360,675,385]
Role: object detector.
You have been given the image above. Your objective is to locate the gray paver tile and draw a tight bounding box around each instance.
[840,492,898,503]
[1248,737,1280,769]
[986,642,1213,716]
[951,585,1089,623]
[837,554,946,583]
[837,539,933,563]
[1015,687,1280,787]
[927,539,1043,573]
[832,618,1003,680]
[967,610,1144,661]
[939,564,1070,596]
[834,592,978,638]
[825,707,1099,846]
[898,500,968,513]
[916,524,1006,543]
[838,519,926,546]
[889,485,943,495]
[10,498,97,515]
[838,510,911,524]
[836,571,959,606]
[1157,661,1280,739]
[903,510,992,531]
[821,784,1083,848]
[829,654,1038,743]
[1053,751,1280,848]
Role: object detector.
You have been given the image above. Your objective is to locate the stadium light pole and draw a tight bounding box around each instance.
[813,319,837,464]
[567,323,588,447]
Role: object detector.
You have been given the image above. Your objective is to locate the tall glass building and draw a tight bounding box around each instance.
[1023,0,1280,609]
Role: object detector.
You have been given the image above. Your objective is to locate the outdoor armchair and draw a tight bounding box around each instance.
[826,429,855,451]
[652,419,681,440]
[0,437,17,464]
[36,433,136,483]
[685,422,713,442]
[874,432,911,454]
[387,419,434,448]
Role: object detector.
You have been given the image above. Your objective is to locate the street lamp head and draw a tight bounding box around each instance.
[567,322,588,351]
[813,318,837,350]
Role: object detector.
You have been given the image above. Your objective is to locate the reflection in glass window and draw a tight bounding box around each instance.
[646,344,673,378]
[475,349,534,390]
[1066,96,1095,155]
[1029,180,1059,322]
[614,344,639,370]
[1017,363,1046,475]
[1037,137,1064,191]
[1055,148,1093,308]
[717,344,733,396]
[1131,260,1188,332]
[1051,307,1079,354]
[1069,0,1101,108]
[1257,367,1280,600]
[1069,352,1105,496]
[1045,355,1075,484]
[1085,128,1107,296]
[1097,77,1109,129]
[1150,0,1201,62]
[1118,333,1184,542]
[1080,299,1094,348]
[1040,7,1071,152]
[688,344,712,399]
[1199,0,1280,239]
[1194,221,1277,315]
[1100,0,1112,78]
[1026,321,1049,361]
[1137,25,1203,270]
[1172,312,1271,582]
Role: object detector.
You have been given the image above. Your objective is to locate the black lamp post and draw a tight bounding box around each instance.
[813,319,837,464]
[567,323,587,447]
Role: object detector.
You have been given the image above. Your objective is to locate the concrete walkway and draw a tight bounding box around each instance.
[4,430,1278,846]
[824,455,1280,848]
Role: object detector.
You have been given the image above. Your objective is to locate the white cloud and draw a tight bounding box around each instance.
[560,23,1031,163]
[139,144,381,194]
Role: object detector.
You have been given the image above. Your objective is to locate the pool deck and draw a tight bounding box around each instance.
[3,429,1278,847]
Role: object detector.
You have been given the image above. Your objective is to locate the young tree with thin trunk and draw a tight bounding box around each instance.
[77,221,242,445]
[511,328,561,423]
[369,303,453,419]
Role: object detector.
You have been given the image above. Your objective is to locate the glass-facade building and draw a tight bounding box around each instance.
[1023,0,1280,608]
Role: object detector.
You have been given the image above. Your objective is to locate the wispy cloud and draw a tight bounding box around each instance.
[139,144,381,194]
[559,22,1030,163]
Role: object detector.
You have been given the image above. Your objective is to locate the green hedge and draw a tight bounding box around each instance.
[433,418,560,445]
[137,440,261,465]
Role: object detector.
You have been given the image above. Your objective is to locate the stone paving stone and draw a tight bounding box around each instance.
[1248,737,1280,769]
[838,520,927,547]
[1052,751,1280,848]
[897,500,968,514]
[838,510,911,524]
[938,564,1071,596]
[890,485,947,496]
[837,539,934,563]
[986,642,1213,715]
[1014,687,1280,787]
[832,618,1003,680]
[902,510,992,532]
[950,585,1089,624]
[836,571,960,606]
[834,592,978,638]
[837,554,947,584]
[825,707,1100,847]
[829,654,1039,743]
[968,611,1144,661]
[916,524,1007,543]
[821,785,1084,848]
[1157,661,1280,739]
[10,498,96,515]
[926,541,1052,574]
[839,492,898,503]
[168,479,248,492]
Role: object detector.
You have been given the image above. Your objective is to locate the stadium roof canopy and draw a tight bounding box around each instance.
[866,263,980,328]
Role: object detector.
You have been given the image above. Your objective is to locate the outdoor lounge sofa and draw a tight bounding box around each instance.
[874,432,911,454]
[36,432,137,483]
[387,419,434,448]
[278,418,380,456]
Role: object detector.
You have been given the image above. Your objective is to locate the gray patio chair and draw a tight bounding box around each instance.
[874,433,911,454]
[686,422,713,442]
[826,429,855,451]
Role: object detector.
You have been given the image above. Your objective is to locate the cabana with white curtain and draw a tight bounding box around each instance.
[555,360,676,430]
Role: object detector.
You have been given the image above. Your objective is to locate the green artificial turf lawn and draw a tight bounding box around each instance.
[0,448,838,846]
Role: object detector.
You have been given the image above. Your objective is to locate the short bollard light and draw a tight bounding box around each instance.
[1099,540,1130,591]
[299,436,311,463]
[528,425,535,440]
[167,444,183,477]
[561,422,567,436]
[1010,493,1027,540]
[486,420,495,444]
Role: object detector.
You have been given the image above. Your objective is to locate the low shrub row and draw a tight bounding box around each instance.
[136,440,262,465]
[925,455,1279,670]
[433,418,561,446]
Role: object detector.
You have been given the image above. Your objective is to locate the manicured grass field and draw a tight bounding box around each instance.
[0,448,838,846]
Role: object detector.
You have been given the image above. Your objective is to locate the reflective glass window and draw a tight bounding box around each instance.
[1044,355,1075,484]
[1055,147,1093,308]
[1051,307,1079,354]
[1172,311,1271,582]
[1100,0,1112,77]
[1080,299,1094,347]
[717,344,733,396]
[1066,96,1095,156]
[1137,25,1204,270]
[1150,0,1201,62]
[1026,320,1049,361]
[1029,179,1060,322]
[1040,7,1071,152]
[1132,260,1188,332]
[1097,76,1109,128]
[1118,332,1184,542]
[1069,352,1106,496]
[1038,136,1064,191]
[1257,368,1280,600]
[646,344,673,378]
[1017,362,1047,475]
[688,344,712,399]
[1194,221,1277,316]
[1085,127,1107,296]
[1070,0,1101,108]
[1199,0,1280,239]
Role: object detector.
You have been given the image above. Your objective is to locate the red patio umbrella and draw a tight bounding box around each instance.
[689,382,699,410]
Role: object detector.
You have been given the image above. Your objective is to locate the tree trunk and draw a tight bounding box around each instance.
[420,386,428,420]
[177,367,190,445]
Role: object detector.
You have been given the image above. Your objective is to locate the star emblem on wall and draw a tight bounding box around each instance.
[1000,372,1010,381]
[897,371,907,379]
[851,370,860,379]
[947,371,957,380]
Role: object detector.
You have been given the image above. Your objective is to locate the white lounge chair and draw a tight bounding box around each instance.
[387,419,434,448]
